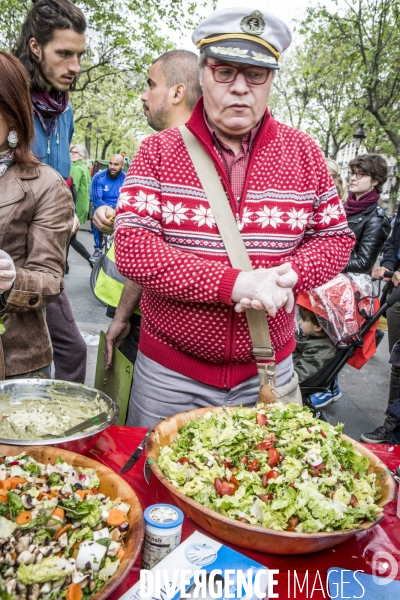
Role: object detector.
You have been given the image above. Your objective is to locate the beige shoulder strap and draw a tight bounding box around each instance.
[179,125,276,388]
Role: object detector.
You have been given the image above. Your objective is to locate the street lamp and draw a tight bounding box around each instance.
[353,123,366,157]
[95,127,102,160]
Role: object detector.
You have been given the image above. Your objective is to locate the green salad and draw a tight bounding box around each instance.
[158,403,383,533]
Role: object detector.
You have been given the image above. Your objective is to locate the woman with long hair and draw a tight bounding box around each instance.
[0,51,73,379]
[68,143,92,271]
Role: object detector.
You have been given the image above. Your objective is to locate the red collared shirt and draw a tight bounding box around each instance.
[204,115,262,207]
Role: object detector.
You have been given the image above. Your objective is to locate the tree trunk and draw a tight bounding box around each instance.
[101,140,112,160]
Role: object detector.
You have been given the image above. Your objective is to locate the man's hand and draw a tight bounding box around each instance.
[0,250,16,293]
[104,317,131,369]
[372,266,392,281]
[72,214,80,235]
[93,206,115,234]
[232,263,298,316]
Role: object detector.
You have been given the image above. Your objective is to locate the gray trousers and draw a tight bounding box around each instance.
[126,351,293,428]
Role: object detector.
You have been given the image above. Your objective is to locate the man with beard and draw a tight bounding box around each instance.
[90,154,125,262]
[92,50,201,369]
[13,0,88,383]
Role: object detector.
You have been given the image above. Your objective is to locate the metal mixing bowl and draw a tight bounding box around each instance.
[0,379,119,454]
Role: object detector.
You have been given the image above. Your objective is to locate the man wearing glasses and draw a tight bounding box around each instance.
[114,8,355,427]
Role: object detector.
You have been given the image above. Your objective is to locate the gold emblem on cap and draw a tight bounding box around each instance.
[241,11,265,36]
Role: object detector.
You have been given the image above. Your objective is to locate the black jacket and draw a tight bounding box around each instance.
[381,203,400,272]
[343,203,390,274]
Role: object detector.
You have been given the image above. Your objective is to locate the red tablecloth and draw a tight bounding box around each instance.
[87,427,400,600]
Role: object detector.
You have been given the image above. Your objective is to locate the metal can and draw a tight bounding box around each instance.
[141,504,184,569]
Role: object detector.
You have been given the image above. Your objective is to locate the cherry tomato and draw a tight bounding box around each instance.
[223,459,235,469]
[259,493,274,502]
[266,469,279,480]
[248,459,260,472]
[261,473,268,488]
[214,478,223,494]
[219,481,238,496]
[254,441,273,451]
[240,456,249,465]
[178,457,189,464]
[350,494,358,507]
[230,474,240,487]
[256,413,268,426]
[230,467,238,474]
[214,477,238,496]
[287,515,299,529]
[320,430,327,439]
[267,448,280,467]
[286,527,296,532]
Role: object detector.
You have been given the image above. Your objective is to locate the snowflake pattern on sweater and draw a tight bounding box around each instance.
[114,101,354,389]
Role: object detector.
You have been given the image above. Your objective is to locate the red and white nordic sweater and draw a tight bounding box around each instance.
[114,100,354,389]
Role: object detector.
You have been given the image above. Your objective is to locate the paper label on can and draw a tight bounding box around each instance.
[141,530,181,570]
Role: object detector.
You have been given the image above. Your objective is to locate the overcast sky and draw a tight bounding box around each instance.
[174,0,316,51]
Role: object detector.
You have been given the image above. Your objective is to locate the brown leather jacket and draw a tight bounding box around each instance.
[0,162,74,378]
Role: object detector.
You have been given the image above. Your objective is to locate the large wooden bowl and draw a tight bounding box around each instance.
[146,406,396,555]
[0,444,144,600]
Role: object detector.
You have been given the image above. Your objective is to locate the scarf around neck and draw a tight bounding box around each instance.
[31,90,69,139]
[0,149,13,177]
[343,188,380,216]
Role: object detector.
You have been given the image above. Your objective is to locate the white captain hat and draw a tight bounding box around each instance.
[192,7,292,69]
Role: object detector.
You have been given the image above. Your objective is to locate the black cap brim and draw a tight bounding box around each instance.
[202,38,279,69]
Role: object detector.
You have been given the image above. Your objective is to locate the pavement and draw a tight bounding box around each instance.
[65,226,392,441]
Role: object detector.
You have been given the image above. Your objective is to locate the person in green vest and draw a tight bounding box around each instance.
[68,143,92,272]
[93,50,202,368]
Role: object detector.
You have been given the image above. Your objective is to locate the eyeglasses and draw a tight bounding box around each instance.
[70,150,79,154]
[348,170,367,180]
[205,60,270,85]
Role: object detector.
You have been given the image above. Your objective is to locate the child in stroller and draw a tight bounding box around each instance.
[293,302,337,406]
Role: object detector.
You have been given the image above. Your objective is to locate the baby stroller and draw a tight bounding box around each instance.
[297,272,400,421]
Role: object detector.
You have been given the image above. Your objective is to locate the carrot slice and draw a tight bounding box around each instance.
[51,507,65,522]
[8,477,26,489]
[0,480,11,491]
[116,547,126,561]
[66,583,83,600]
[0,494,8,503]
[75,489,91,500]
[54,523,72,541]
[37,492,50,501]
[106,508,128,527]
[15,511,32,525]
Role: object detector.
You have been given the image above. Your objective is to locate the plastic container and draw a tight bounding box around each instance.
[141,504,184,569]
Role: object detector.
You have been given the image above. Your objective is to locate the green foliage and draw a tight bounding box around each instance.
[72,71,153,160]
[0,0,214,158]
[271,0,400,176]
